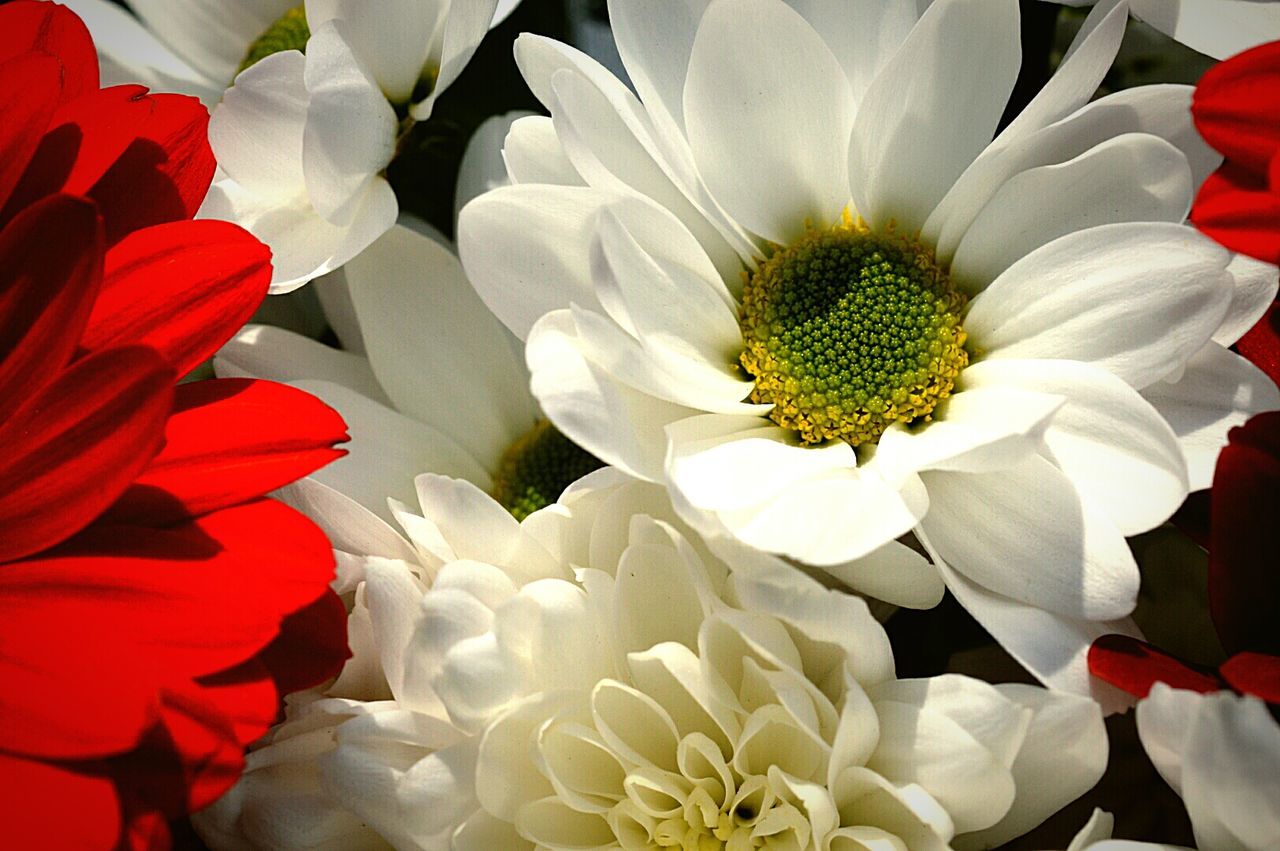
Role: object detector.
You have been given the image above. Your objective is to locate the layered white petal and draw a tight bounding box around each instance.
[967,223,1233,389]
[129,0,291,84]
[848,0,1020,232]
[1129,0,1280,60]
[1141,342,1280,490]
[213,323,390,405]
[684,0,854,243]
[1214,254,1279,348]
[306,0,444,105]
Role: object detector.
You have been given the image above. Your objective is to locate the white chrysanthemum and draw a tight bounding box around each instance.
[457,0,1280,704]
[1045,0,1280,60]
[67,0,520,291]
[197,469,1107,850]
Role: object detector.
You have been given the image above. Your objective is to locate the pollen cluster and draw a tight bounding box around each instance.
[739,223,968,446]
[491,420,605,520]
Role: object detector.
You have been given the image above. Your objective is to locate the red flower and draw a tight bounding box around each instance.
[1090,412,1280,707]
[0,4,351,848]
[1191,40,1280,388]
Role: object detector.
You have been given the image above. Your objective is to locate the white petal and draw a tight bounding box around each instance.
[302,21,398,222]
[306,0,442,105]
[286,379,491,520]
[411,0,503,118]
[503,115,583,186]
[1135,683,1199,796]
[1214,254,1279,348]
[924,538,1141,713]
[213,323,389,405]
[666,415,856,513]
[455,111,527,227]
[786,0,919,107]
[962,359,1188,535]
[129,0,292,84]
[1130,0,1280,60]
[527,311,697,481]
[920,452,1139,620]
[993,0,1128,148]
[1141,342,1280,490]
[867,698,1017,834]
[477,692,575,821]
[607,0,709,139]
[313,268,365,354]
[362,556,427,700]
[950,133,1193,291]
[967,222,1232,389]
[208,49,308,196]
[955,685,1107,850]
[818,541,947,611]
[200,174,398,293]
[848,0,1020,232]
[344,222,539,472]
[926,84,1218,265]
[275,477,420,564]
[828,767,954,850]
[872,384,1066,486]
[684,0,854,243]
[64,0,222,104]
[710,464,928,567]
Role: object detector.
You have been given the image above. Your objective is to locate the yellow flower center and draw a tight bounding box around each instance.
[739,220,968,446]
[491,420,604,520]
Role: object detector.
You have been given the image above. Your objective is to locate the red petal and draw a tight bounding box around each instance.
[0,87,214,244]
[1210,411,1280,655]
[1193,40,1280,173]
[88,92,215,244]
[82,220,272,376]
[0,53,62,212]
[111,685,246,825]
[0,85,151,225]
[0,1,99,105]
[9,499,337,677]
[256,590,352,696]
[1191,165,1280,265]
[1087,634,1224,698]
[0,753,120,849]
[1220,652,1280,703]
[106,378,348,526]
[0,600,158,760]
[1236,302,1280,389]
[0,193,103,419]
[0,344,173,563]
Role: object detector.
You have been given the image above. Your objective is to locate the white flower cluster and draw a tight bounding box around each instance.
[70,0,1280,848]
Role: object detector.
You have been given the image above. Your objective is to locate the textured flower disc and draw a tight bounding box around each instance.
[239,6,309,73]
[491,420,604,520]
[740,221,969,446]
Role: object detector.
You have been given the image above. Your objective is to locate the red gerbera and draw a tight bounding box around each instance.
[1191,39,1280,388]
[0,4,352,848]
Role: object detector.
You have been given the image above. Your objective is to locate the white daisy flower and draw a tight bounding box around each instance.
[196,469,1108,850]
[66,0,521,291]
[1046,0,1280,60]
[457,0,1280,705]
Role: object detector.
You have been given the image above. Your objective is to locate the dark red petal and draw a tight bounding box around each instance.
[1193,40,1280,173]
[0,601,158,760]
[0,53,62,212]
[111,685,246,825]
[0,193,103,419]
[0,0,99,105]
[256,590,352,696]
[0,85,152,225]
[1191,165,1280,265]
[106,378,349,526]
[0,344,173,563]
[1236,302,1280,389]
[81,220,272,376]
[88,92,215,244]
[1171,490,1211,550]
[1087,634,1224,698]
[1220,652,1280,703]
[9,499,337,677]
[1210,411,1280,655]
[0,754,120,849]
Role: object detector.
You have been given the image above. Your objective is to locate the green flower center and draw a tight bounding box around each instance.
[239,6,310,74]
[739,223,969,446]
[491,421,605,521]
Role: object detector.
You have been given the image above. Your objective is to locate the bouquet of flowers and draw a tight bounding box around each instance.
[3,0,1279,848]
